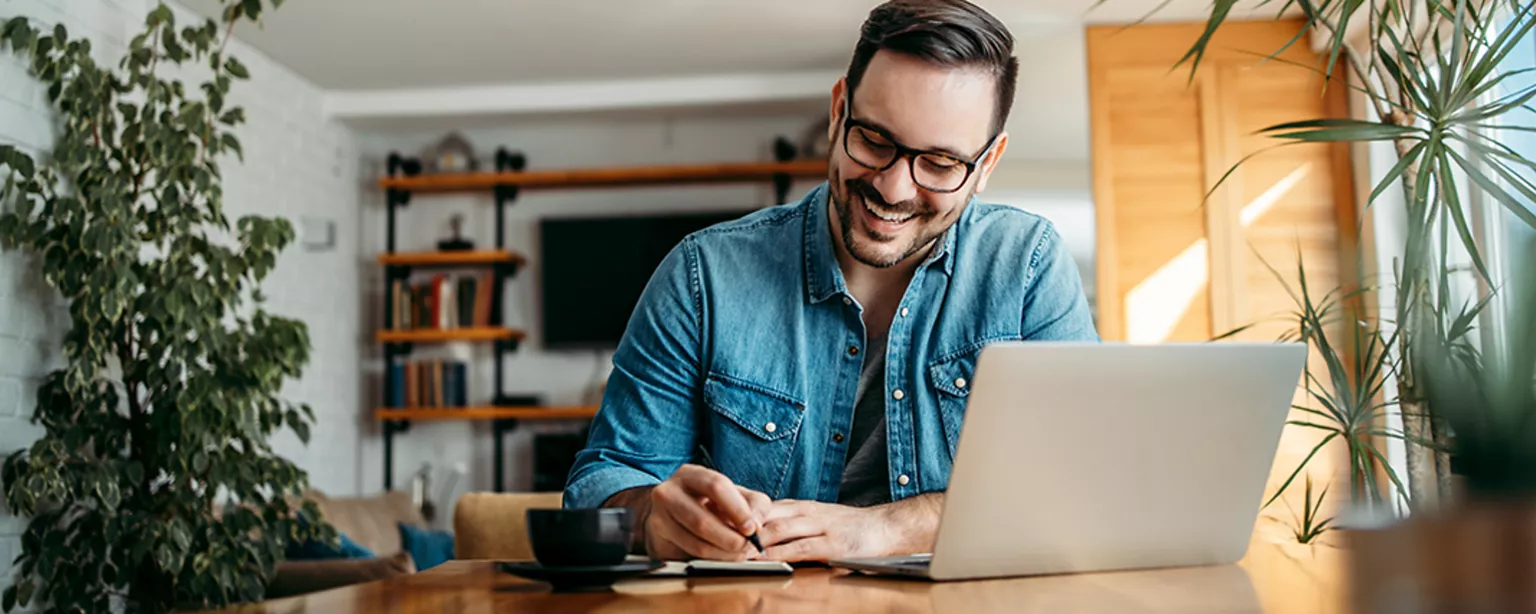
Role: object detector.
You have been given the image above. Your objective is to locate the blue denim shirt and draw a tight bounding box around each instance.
[563,183,1098,509]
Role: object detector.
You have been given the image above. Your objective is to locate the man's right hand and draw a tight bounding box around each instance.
[640,464,771,561]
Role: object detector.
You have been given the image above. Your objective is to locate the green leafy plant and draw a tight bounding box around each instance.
[1180,0,1536,514]
[0,1,334,612]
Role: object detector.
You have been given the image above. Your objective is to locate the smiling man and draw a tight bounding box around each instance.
[563,0,1098,562]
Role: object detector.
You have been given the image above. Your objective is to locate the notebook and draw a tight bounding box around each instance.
[645,559,794,577]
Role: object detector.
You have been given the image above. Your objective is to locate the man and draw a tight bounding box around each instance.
[563,0,1098,563]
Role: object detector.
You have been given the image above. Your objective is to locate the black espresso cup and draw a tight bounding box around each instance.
[526,508,635,567]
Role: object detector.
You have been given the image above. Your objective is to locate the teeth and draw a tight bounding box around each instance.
[865,201,913,224]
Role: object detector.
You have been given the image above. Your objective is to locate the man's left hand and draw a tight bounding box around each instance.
[754,499,896,562]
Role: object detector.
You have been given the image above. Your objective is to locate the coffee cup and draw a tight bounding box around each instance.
[526,507,635,567]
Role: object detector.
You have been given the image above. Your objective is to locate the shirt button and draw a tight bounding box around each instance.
[955,377,967,389]
[764,422,777,434]
[900,307,909,317]
[833,433,845,443]
[848,345,859,356]
[892,389,905,400]
[842,297,852,306]
[897,474,911,486]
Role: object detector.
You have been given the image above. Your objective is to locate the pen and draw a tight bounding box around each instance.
[695,444,765,554]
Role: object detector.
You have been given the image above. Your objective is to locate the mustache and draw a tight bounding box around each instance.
[845,179,926,216]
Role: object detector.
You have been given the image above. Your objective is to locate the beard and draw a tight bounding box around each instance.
[829,166,969,269]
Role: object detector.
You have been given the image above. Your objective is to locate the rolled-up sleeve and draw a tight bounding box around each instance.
[1021,221,1100,342]
[563,238,704,509]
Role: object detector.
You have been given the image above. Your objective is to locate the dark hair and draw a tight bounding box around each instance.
[845,0,1019,136]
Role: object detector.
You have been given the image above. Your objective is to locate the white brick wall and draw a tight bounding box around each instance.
[0,0,362,600]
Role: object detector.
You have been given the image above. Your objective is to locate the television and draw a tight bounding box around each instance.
[539,209,754,349]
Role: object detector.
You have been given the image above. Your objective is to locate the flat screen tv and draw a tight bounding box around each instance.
[539,209,754,349]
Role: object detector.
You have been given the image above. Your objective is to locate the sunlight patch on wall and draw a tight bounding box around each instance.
[1125,239,1209,344]
[1122,162,1311,344]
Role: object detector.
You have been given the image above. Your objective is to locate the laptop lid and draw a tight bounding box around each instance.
[927,342,1305,581]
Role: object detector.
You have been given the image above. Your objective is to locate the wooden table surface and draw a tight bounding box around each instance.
[214,537,1346,614]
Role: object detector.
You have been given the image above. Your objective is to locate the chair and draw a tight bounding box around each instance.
[452,491,564,561]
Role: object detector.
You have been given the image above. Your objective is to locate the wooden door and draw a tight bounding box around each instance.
[1087,20,1359,540]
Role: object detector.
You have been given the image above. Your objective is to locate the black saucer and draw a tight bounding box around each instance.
[497,560,665,591]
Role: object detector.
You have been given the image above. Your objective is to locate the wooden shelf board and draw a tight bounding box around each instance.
[379,159,827,194]
[376,327,524,344]
[378,249,525,267]
[374,406,599,422]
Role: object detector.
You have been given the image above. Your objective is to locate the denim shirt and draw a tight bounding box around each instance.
[563,183,1099,509]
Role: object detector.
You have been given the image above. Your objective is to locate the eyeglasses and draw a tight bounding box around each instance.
[839,99,998,194]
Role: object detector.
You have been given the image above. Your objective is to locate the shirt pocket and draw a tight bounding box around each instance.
[702,373,807,498]
[928,348,982,460]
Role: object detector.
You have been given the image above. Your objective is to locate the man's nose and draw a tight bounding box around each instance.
[870,156,920,206]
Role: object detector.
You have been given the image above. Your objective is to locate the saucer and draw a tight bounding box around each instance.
[497,560,665,591]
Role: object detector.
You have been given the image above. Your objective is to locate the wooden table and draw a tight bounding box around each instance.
[211,537,1346,613]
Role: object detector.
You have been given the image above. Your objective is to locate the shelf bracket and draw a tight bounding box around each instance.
[492,418,519,493]
[493,148,527,251]
[772,136,798,205]
[382,419,412,490]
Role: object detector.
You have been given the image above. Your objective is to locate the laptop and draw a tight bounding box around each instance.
[829,341,1306,581]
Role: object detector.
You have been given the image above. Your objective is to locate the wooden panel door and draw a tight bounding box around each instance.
[1086,20,1359,540]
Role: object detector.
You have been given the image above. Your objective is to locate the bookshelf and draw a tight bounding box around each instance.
[375,146,827,492]
[373,406,599,422]
[377,326,523,344]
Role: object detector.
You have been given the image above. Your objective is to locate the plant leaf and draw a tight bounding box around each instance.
[1174,0,1240,79]
[1367,140,1427,210]
[1264,431,1340,509]
[1432,152,1492,282]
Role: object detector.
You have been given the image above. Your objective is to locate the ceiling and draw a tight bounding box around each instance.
[179,0,1279,92]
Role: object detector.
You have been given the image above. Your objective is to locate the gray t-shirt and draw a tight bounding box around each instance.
[837,336,892,507]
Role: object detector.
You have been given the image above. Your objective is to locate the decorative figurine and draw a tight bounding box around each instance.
[437,214,475,252]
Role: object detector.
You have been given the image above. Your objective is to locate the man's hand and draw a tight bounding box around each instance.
[756,493,944,562]
[638,464,772,561]
[755,499,894,562]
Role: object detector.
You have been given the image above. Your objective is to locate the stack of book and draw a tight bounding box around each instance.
[387,359,470,409]
[389,272,495,330]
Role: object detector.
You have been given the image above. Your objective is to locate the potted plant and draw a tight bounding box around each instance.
[1345,266,1536,610]
[0,1,334,612]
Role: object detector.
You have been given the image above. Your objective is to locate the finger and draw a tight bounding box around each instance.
[652,506,750,561]
[740,487,772,524]
[655,482,753,553]
[676,465,758,534]
[762,536,834,563]
[758,515,825,548]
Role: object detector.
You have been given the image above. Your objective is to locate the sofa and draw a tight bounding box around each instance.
[264,490,424,599]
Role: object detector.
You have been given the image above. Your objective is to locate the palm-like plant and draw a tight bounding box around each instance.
[1245,254,1410,513]
[1415,264,1536,500]
[1180,0,1536,513]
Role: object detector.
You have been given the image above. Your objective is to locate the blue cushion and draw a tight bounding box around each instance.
[398,522,454,571]
[286,529,375,560]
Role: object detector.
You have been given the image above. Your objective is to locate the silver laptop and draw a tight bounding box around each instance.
[829,341,1306,581]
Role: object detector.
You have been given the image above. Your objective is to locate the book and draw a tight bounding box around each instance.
[387,362,404,407]
[457,276,476,328]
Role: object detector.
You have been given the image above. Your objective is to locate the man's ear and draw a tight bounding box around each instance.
[973,132,1009,195]
[828,79,847,145]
